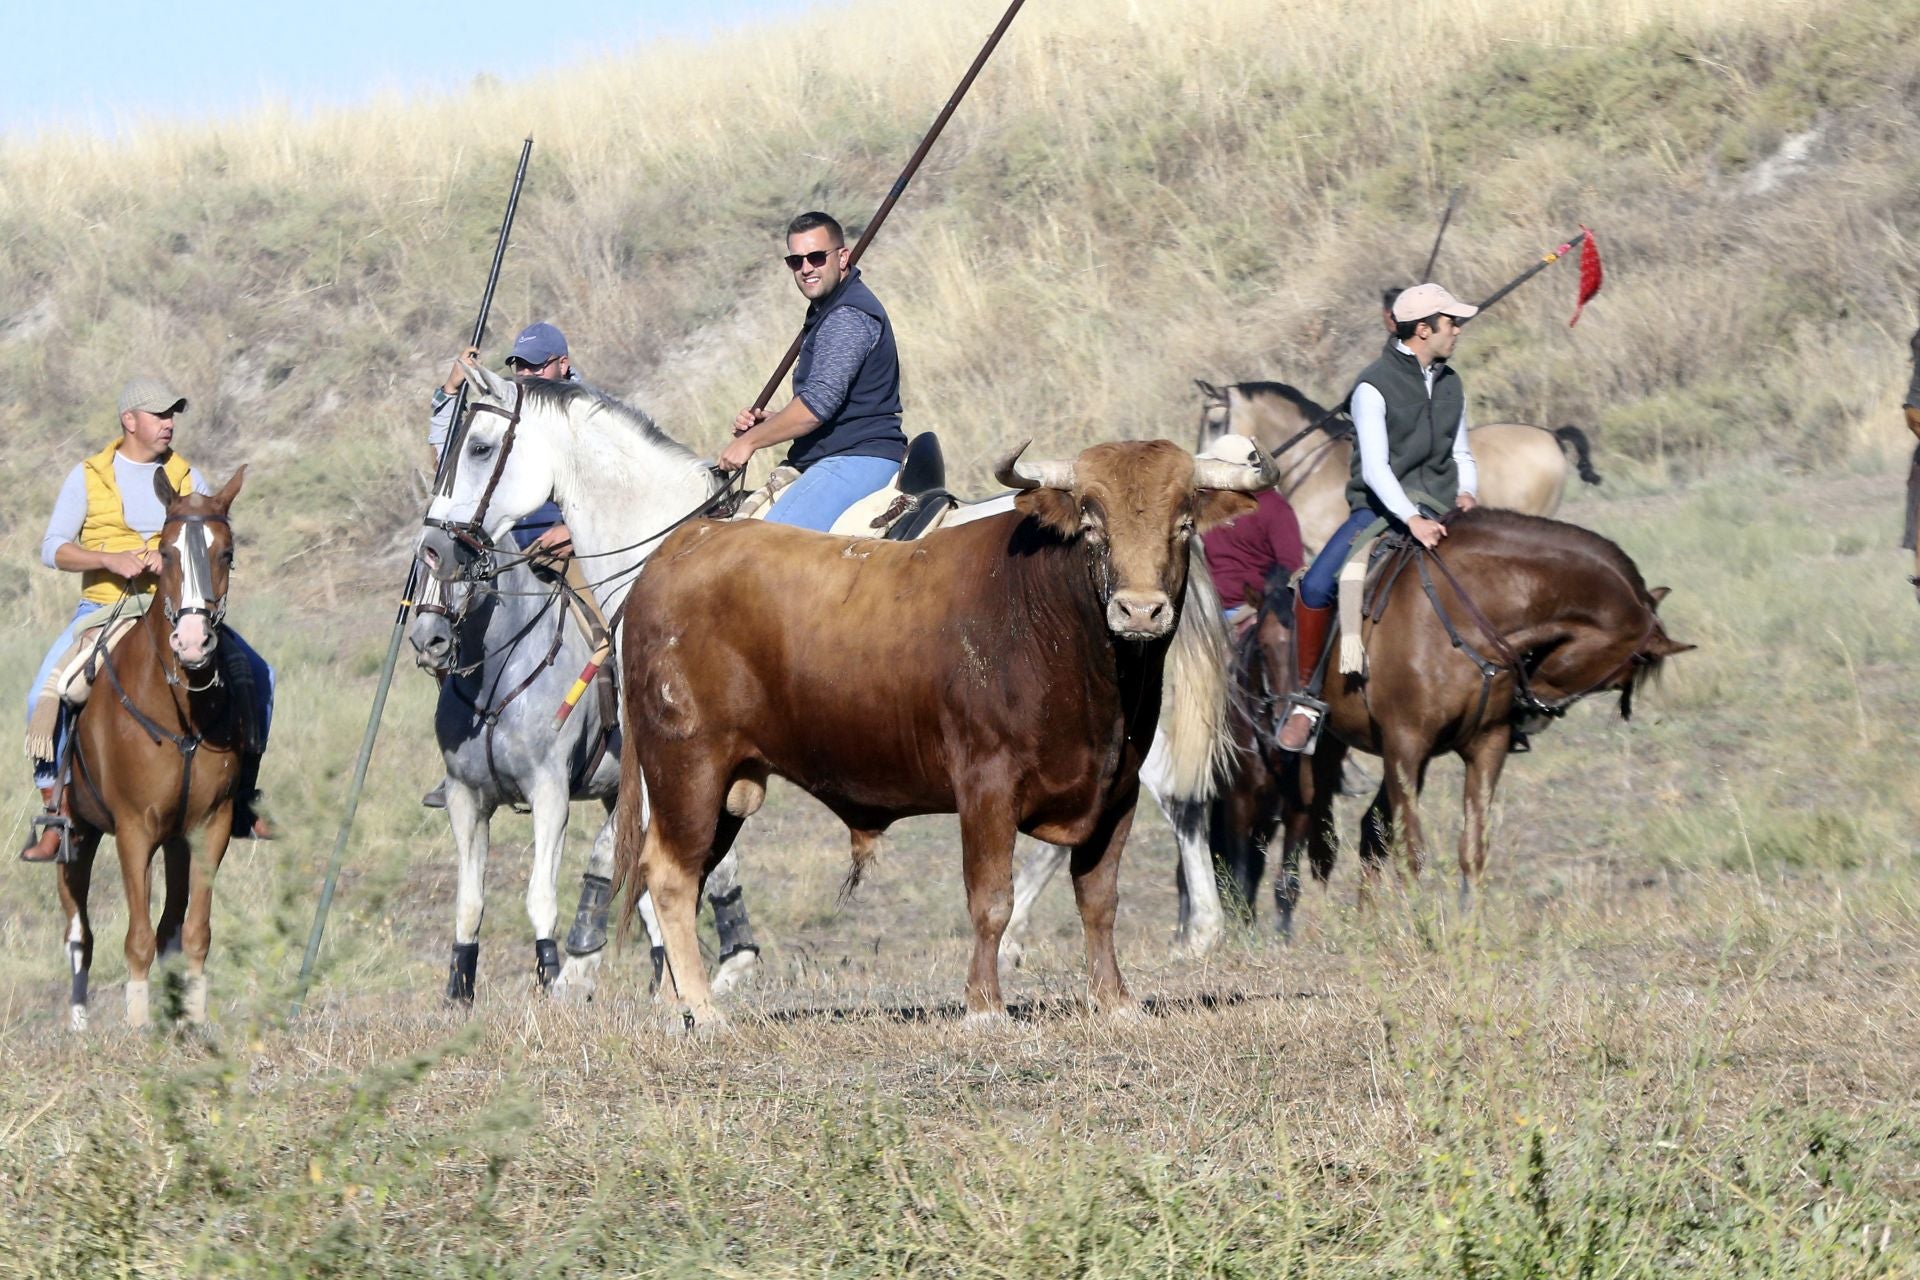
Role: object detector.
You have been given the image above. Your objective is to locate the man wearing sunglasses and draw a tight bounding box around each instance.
[429,321,574,557]
[720,212,907,530]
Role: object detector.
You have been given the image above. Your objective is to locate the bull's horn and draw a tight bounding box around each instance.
[1191,445,1277,492]
[994,442,1077,491]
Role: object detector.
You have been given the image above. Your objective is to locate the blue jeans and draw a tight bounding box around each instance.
[508,500,564,550]
[1298,509,1383,610]
[766,454,902,533]
[27,602,275,787]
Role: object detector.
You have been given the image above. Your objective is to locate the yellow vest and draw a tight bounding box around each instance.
[77,439,197,606]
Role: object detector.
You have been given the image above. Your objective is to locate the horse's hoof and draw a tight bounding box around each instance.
[550,952,602,1003]
[68,1004,88,1034]
[961,1009,1012,1031]
[998,936,1028,969]
[708,946,760,998]
[446,942,479,1004]
[1101,1000,1149,1026]
[125,979,149,1029]
[184,974,208,1025]
[1170,921,1223,959]
[534,939,562,990]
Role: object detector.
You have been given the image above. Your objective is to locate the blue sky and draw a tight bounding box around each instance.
[4,0,821,138]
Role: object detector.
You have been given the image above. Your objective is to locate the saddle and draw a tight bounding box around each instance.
[735,432,962,541]
[25,602,150,761]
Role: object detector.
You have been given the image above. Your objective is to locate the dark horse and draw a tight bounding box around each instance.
[1250,508,1691,933]
[48,468,253,1029]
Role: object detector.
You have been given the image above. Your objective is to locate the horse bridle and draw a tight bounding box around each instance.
[160,512,233,639]
[423,381,527,581]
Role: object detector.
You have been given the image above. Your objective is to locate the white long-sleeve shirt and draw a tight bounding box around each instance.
[1350,341,1478,523]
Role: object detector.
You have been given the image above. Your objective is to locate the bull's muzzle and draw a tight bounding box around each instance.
[1107,590,1174,640]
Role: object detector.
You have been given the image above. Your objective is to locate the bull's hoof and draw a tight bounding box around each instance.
[998,935,1028,969]
[708,946,760,998]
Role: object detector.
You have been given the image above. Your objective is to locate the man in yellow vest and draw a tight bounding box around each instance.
[19,376,275,861]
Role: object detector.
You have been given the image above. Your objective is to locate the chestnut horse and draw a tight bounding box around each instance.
[51,469,250,1030]
[1194,379,1602,552]
[1264,509,1691,933]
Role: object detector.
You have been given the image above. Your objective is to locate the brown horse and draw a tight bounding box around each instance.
[1262,508,1691,933]
[1194,380,1602,552]
[51,468,249,1030]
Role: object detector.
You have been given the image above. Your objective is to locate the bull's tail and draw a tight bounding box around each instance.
[1553,425,1603,485]
[1159,545,1234,804]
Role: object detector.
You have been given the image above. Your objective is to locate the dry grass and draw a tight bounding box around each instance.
[3,0,1920,1271]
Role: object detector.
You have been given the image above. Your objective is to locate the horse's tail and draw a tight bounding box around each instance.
[1160,545,1234,804]
[611,726,652,945]
[1553,425,1603,485]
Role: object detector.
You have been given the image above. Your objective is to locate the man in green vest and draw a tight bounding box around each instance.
[19,376,275,860]
[1276,282,1482,753]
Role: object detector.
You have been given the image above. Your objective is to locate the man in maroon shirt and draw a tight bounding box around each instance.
[1197,434,1303,635]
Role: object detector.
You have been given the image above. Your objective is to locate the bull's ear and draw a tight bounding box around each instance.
[1015,488,1080,538]
[1193,489,1258,532]
[212,465,247,512]
[153,468,179,508]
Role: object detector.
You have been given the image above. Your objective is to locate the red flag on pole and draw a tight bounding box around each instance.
[1569,225,1603,326]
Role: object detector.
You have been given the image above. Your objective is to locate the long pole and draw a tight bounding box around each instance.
[1418,187,1462,283]
[1469,230,1587,319]
[749,0,1028,411]
[291,137,534,1017]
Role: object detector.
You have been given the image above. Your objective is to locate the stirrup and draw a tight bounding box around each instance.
[1275,693,1329,756]
[24,813,73,865]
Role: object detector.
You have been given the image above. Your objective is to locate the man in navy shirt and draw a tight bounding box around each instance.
[720,212,908,531]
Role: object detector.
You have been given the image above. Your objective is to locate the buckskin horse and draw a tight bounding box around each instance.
[1194,379,1602,551]
[48,468,251,1030]
[1270,508,1691,932]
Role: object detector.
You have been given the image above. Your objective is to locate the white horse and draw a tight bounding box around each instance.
[417,366,770,999]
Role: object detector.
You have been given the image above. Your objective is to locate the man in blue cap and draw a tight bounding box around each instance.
[429,321,575,556]
[719,212,907,529]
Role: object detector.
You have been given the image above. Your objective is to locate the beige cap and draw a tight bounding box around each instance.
[1390,282,1478,324]
[117,375,187,417]
[1196,433,1263,466]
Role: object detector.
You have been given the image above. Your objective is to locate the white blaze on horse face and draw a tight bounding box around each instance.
[168,522,217,666]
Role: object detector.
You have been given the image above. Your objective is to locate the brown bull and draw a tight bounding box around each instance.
[615,439,1269,1028]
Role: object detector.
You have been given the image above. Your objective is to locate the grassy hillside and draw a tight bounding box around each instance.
[2,0,1920,1273]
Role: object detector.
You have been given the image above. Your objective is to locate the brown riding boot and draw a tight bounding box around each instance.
[1276,601,1335,753]
[19,786,65,863]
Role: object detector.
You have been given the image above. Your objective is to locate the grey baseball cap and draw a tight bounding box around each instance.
[118,375,188,416]
[506,322,568,368]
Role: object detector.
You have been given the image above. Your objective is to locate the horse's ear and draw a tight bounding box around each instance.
[211,466,246,512]
[1194,379,1225,403]
[1646,633,1695,658]
[460,359,514,403]
[153,467,179,508]
[1649,585,1671,605]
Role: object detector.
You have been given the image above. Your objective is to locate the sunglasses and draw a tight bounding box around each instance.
[783,249,838,271]
[508,355,561,372]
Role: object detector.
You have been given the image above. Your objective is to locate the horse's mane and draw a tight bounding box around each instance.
[519,378,700,465]
[1453,508,1654,602]
[1235,380,1329,422]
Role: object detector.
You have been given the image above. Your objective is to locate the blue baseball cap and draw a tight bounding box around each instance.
[506,321,568,368]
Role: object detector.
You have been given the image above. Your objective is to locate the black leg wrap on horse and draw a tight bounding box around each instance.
[564,873,613,957]
[68,941,87,1008]
[707,884,759,961]
[648,945,667,994]
[534,938,562,989]
[447,941,479,1003]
